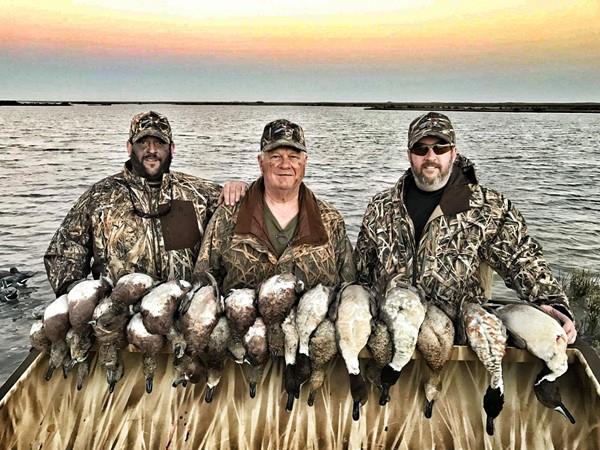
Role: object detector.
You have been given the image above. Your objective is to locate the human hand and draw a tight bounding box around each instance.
[539,304,577,344]
[219,181,247,206]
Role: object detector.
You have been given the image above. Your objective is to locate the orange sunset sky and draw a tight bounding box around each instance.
[1,0,599,101]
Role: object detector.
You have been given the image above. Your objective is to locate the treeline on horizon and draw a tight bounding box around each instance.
[1,100,600,113]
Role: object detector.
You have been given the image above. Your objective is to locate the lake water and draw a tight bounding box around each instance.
[0,105,598,385]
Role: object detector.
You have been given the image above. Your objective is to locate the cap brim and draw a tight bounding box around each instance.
[131,129,171,144]
[409,131,452,149]
[262,139,306,153]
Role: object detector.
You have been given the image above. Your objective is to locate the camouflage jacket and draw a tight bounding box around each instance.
[45,161,221,295]
[194,178,356,293]
[354,155,572,321]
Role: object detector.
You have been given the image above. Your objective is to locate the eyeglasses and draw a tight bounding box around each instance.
[409,143,454,156]
[123,179,173,219]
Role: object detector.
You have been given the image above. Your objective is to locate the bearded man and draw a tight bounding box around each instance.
[45,111,245,295]
[354,112,576,343]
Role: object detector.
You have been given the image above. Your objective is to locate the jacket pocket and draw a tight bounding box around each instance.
[160,200,201,250]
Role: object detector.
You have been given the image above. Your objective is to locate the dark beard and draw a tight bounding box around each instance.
[130,151,172,182]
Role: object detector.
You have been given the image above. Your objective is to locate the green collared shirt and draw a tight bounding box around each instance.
[264,204,298,258]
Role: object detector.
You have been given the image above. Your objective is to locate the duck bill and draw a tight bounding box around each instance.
[556,403,576,424]
[352,400,361,421]
[424,399,434,419]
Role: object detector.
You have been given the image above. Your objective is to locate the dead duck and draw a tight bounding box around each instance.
[307,318,337,406]
[110,273,156,307]
[243,316,269,398]
[295,284,332,394]
[65,327,94,390]
[365,320,393,402]
[203,316,232,403]
[379,282,426,405]
[29,321,51,354]
[257,273,304,359]
[334,284,373,421]
[42,294,71,380]
[127,312,166,394]
[494,303,574,423]
[462,302,507,436]
[66,278,111,385]
[223,288,256,368]
[91,296,130,393]
[179,276,221,361]
[282,306,300,411]
[227,339,247,364]
[140,280,192,358]
[67,278,112,331]
[173,352,207,388]
[224,288,257,340]
[416,303,455,418]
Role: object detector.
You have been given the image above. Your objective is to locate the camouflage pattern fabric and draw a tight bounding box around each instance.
[194,179,355,293]
[260,119,307,153]
[408,112,456,149]
[129,111,172,144]
[45,162,221,295]
[354,154,572,322]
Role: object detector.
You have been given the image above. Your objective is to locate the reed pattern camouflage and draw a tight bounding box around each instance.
[354,155,572,321]
[45,163,221,296]
[194,178,355,293]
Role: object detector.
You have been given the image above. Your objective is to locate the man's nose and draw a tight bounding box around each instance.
[146,141,160,153]
[423,147,438,159]
[279,156,292,167]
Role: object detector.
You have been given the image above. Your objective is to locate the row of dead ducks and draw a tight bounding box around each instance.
[30,272,574,434]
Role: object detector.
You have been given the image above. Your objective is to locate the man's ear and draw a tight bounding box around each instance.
[127,141,133,156]
[170,143,176,154]
[257,153,264,174]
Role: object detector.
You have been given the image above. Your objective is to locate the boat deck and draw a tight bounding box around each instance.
[1,343,599,449]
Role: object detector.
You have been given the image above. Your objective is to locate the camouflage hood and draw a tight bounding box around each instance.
[354,154,572,321]
[45,161,221,295]
[194,178,355,293]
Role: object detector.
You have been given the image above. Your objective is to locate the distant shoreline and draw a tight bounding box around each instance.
[1,100,599,113]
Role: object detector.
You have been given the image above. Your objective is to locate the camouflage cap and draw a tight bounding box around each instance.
[260,119,307,153]
[408,112,455,149]
[129,111,173,144]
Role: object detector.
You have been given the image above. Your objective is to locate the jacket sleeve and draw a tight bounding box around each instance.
[482,197,573,318]
[205,183,223,221]
[332,216,356,284]
[44,188,95,296]
[353,199,379,288]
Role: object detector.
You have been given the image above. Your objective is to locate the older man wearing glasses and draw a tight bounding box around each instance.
[44,111,246,296]
[194,118,355,293]
[354,112,576,343]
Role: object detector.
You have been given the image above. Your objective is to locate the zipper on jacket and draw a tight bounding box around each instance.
[399,180,419,287]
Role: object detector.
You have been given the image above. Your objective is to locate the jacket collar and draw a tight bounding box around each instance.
[395,153,478,216]
[234,178,328,253]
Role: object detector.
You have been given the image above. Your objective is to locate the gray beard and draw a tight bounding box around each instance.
[411,165,452,192]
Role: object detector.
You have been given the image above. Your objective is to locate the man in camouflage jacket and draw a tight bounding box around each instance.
[194,119,355,292]
[354,112,576,342]
[45,111,241,296]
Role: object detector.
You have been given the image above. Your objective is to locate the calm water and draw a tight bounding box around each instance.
[0,105,598,385]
